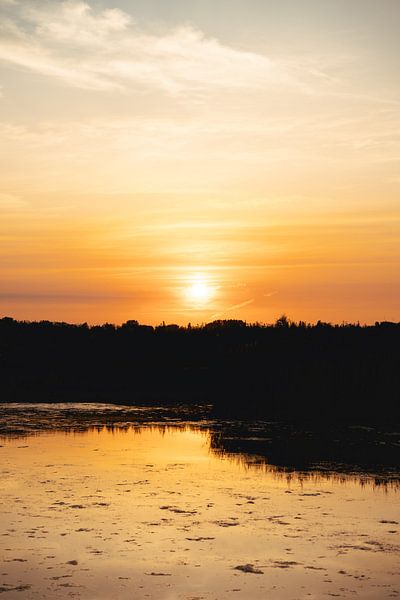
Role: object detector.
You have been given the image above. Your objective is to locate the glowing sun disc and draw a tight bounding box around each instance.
[185,276,215,304]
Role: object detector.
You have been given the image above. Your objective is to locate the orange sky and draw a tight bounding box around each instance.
[0,1,399,325]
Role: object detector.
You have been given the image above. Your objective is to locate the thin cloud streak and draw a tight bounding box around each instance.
[210,298,255,321]
[0,1,309,95]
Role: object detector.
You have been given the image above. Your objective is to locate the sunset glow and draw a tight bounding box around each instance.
[0,1,399,325]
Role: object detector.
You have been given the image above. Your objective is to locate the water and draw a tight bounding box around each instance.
[0,404,399,599]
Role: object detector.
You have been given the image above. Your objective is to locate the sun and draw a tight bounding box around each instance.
[187,281,211,302]
[185,274,215,305]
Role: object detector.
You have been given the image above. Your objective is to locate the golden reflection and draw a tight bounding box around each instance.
[1,424,399,600]
[0,403,398,489]
[2,422,399,490]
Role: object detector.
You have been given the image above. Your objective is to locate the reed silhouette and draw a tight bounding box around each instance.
[0,315,399,422]
[0,402,398,486]
[0,403,400,489]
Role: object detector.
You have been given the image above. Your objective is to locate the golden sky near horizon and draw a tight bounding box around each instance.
[0,0,399,325]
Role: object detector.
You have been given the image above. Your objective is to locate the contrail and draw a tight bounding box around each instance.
[210,298,254,320]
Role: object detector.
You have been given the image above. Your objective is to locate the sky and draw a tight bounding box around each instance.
[0,0,399,325]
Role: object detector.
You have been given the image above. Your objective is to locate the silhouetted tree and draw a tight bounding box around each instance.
[0,315,399,421]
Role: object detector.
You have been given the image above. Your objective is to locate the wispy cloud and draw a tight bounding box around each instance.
[0,0,311,95]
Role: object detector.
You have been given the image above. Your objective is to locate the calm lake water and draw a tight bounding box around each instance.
[0,404,399,599]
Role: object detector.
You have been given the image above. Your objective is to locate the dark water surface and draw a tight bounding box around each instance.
[0,403,399,599]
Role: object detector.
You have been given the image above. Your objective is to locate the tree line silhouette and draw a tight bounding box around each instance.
[0,315,399,421]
